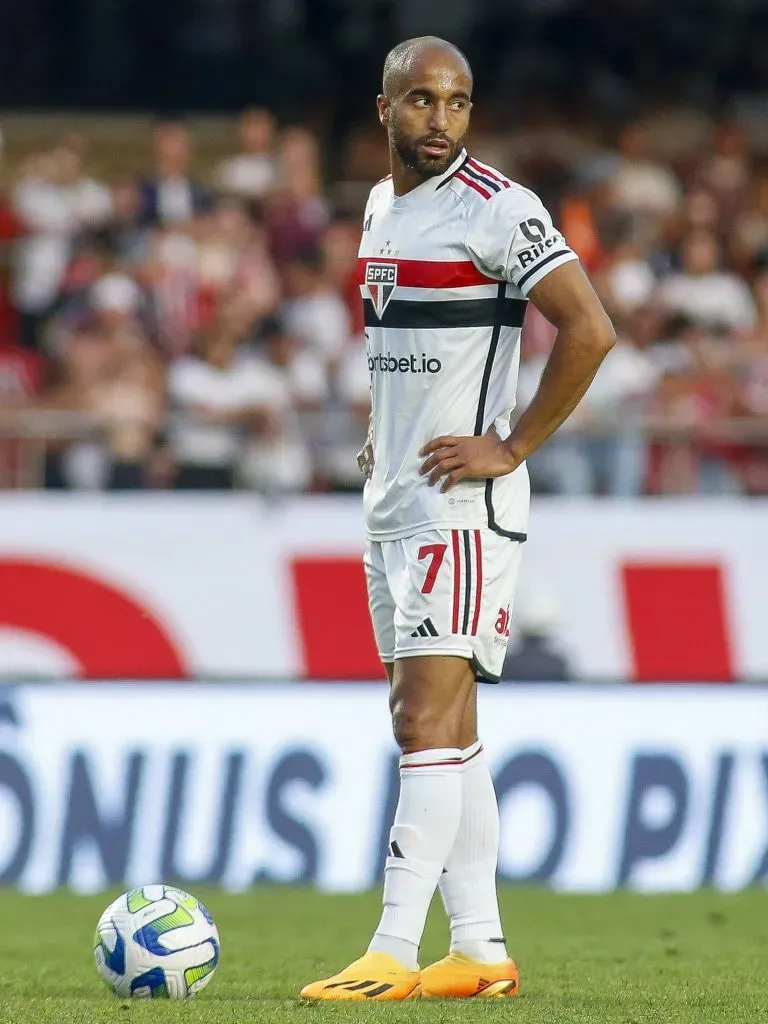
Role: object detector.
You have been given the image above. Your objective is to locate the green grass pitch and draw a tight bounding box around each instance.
[0,887,766,1023]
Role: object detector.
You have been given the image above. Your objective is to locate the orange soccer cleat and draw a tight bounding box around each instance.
[300,951,421,1001]
[420,951,520,998]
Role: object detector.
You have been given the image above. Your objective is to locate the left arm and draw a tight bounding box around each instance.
[420,261,615,490]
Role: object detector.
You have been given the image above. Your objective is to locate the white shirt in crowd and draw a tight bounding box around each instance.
[282,290,352,363]
[659,271,757,330]
[517,340,659,430]
[608,258,656,311]
[12,175,112,312]
[156,177,194,224]
[168,353,311,491]
[611,159,683,216]
[214,154,276,199]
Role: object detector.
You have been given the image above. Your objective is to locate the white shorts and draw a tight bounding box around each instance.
[365,527,524,682]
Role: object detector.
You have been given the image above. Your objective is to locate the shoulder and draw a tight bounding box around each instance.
[453,159,547,219]
[447,160,554,241]
[365,175,393,208]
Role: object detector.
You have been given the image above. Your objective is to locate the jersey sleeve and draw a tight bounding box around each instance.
[466,186,578,296]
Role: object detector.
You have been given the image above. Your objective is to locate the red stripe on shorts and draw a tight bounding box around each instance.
[471,530,483,636]
[451,529,461,634]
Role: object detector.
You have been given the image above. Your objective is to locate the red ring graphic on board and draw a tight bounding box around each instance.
[0,558,188,678]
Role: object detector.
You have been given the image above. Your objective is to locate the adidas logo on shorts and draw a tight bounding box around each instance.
[410,617,439,638]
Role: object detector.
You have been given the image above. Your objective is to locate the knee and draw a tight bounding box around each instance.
[391,696,452,754]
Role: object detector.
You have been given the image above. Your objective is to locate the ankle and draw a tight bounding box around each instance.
[451,937,509,964]
[368,934,420,970]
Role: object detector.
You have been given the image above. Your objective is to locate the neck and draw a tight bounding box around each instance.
[390,150,438,197]
[390,148,464,197]
[391,164,426,197]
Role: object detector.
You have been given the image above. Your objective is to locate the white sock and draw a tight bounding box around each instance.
[368,747,463,970]
[438,740,509,964]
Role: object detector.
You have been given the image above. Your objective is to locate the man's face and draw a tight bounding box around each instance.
[379,58,472,179]
[154,124,189,174]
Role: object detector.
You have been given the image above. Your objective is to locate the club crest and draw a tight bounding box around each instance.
[365,262,398,319]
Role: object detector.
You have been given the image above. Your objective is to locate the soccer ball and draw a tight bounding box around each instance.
[94,884,220,999]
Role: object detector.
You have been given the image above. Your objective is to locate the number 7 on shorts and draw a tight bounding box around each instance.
[418,543,447,594]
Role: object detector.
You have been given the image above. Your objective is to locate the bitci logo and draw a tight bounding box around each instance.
[365,262,398,319]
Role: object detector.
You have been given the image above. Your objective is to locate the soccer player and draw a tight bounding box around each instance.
[301,36,615,1001]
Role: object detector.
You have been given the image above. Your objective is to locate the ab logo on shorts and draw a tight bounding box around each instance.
[364,262,397,319]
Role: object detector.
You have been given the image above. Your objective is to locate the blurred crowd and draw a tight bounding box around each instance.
[0,103,766,495]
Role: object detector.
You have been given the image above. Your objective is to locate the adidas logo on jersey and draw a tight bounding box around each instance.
[364,262,398,319]
[411,617,439,638]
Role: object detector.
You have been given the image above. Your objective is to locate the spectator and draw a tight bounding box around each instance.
[649,321,742,496]
[282,248,351,368]
[101,175,152,266]
[39,272,164,490]
[658,230,756,332]
[696,122,751,216]
[610,121,683,221]
[252,315,328,411]
[12,144,111,349]
[167,309,277,490]
[195,198,281,329]
[51,138,113,230]
[242,318,317,493]
[146,226,201,359]
[139,120,213,227]
[598,236,657,324]
[214,108,277,200]
[264,127,329,265]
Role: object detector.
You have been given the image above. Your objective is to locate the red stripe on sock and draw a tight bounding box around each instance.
[401,758,463,770]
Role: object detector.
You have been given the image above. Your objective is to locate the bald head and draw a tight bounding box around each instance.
[382,36,472,101]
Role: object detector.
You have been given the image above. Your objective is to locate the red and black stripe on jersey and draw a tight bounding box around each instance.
[358,256,526,329]
[455,158,512,200]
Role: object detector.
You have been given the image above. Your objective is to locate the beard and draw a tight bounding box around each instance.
[390,124,466,179]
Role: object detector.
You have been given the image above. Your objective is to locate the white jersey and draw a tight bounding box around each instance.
[358,149,578,542]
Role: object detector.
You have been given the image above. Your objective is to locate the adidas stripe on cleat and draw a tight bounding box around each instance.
[300,952,421,1001]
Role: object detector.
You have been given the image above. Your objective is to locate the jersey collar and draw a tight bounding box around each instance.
[389,149,469,208]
